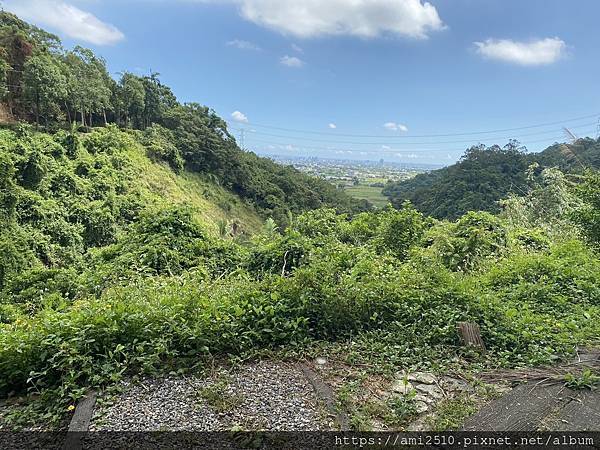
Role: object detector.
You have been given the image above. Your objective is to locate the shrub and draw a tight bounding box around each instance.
[142,124,184,172]
[427,211,507,272]
[374,203,426,260]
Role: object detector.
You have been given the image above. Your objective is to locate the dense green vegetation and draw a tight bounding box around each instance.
[383,139,600,220]
[1,12,600,430]
[0,12,363,226]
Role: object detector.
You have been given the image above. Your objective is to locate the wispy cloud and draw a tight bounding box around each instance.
[3,0,124,45]
[328,123,337,129]
[226,39,262,51]
[474,37,567,66]
[383,122,408,132]
[291,43,304,53]
[280,55,304,68]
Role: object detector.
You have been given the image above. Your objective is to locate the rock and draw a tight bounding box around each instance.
[314,357,327,366]
[414,401,429,414]
[414,383,443,399]
[406,372,437,385]
[440,377,473,393]
[391,380,414,395]
[414,393,435,405]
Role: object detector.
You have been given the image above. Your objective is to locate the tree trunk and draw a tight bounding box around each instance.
[35,91,40,129]
[64,101,72,125]
[457,322,486,351]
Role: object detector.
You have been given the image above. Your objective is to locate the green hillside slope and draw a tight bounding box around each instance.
[383,138,600,219]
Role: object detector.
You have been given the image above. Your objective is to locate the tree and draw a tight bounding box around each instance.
[23,53,66,126]
[0,11,61,118]
[63,47,112,126]
[141,73,177,128]
[117,72,145,128]
[573,170,600,246]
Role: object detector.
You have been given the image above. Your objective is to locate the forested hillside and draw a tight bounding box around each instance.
[383,138,600,219]
[0,11,363,226]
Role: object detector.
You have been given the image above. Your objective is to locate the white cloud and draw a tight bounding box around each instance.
[383,122,408,132]
[280,55,304,67]
[235,0,444,39]
[4,0,124,45]
[474,37,566,66]
[328,123,337,129]
[231,110,249,123]
[226,39,262,51]
[292,43,304,53]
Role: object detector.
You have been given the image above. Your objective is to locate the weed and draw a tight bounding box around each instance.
[564,369,600,390]
[426,394,477,431]
[198,378,245,414]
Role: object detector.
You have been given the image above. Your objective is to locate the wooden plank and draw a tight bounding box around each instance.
[462,383,569,431]
[63,391,96,450]
[457,322,485,351]
[299,363,350,431]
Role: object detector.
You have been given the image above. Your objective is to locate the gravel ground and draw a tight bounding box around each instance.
[90,361,328,431]
[89,377,220,431]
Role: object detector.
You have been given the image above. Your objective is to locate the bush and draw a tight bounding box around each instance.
[142,124,184,172]
[426,211,507,272]
[374,203,426,260]
[573,170,600,246]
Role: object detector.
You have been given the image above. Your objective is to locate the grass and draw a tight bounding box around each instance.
[126,139,264,235]
[344,183,390,208]
[426,394,478,431]
[198,378,245,414]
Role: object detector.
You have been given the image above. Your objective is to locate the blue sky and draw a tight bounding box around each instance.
[5,0,600,164]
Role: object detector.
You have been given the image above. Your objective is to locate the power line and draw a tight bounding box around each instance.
[230,122,597,147]
[227,112,600,139]
[242,130,591,155]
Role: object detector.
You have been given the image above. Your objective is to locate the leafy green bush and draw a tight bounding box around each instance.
[573,170,600,246]
[374,203,426,260]
[141,124,184,172]
[426,211,507,272]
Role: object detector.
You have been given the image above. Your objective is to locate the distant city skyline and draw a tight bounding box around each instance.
[5,0,600,164]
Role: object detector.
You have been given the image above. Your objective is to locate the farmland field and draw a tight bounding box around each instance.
[344,183,389,208]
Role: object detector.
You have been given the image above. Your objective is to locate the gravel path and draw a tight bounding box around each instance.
[90,361,328,431]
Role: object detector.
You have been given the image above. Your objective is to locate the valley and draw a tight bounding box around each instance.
[0,7,600,443]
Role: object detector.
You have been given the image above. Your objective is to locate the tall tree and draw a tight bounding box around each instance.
[118,72,145,128]
[141,73,177,128]
[63,47,111,126]
[23,53,66,126]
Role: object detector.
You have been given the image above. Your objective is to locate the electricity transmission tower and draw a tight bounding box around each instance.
[239,128,245,149]
[563,127,578,142]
